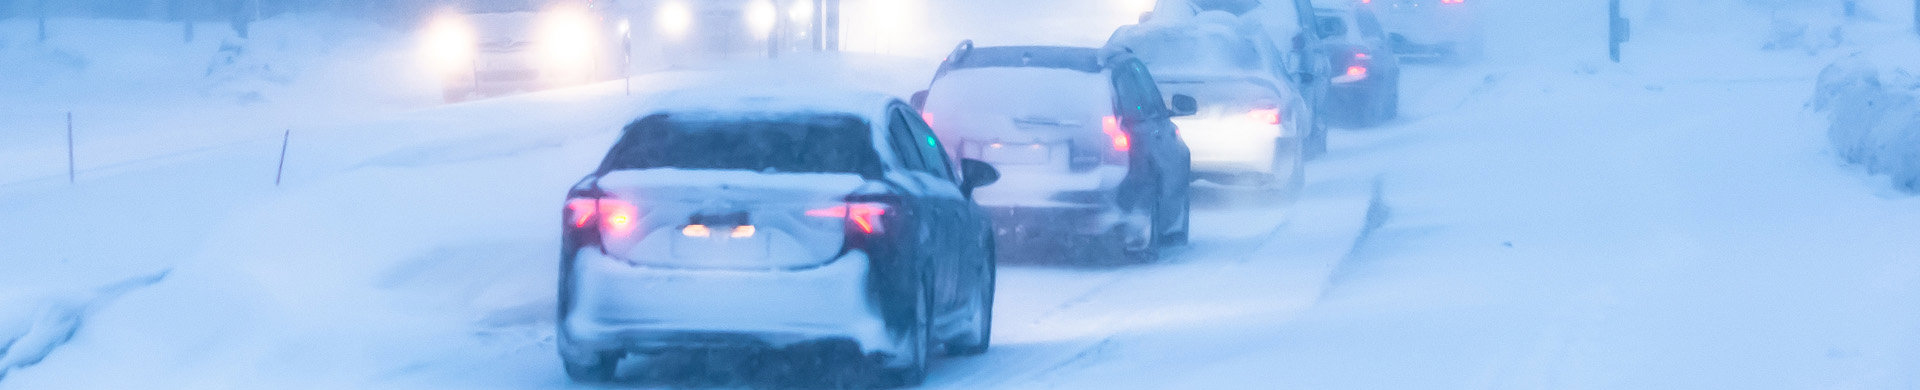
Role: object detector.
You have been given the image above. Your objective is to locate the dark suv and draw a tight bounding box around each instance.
[912,43,1195,264]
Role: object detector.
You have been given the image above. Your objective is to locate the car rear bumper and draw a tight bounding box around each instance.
[561,249,898,358]
[984,204,1122,239]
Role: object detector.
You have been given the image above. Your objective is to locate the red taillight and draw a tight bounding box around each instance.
[566,199,597,228]
[1440,0,1463,4]
[565,197,639,236]
[1355,53,1372,60]
[806,203,889,235]
[1101,116,1130,152]
[1346,65,1369,78]
[1248,108,1282,125]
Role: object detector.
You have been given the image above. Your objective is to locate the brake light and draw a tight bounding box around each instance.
[1249,108,1282,125]
[1346,65,1369,78]
[806,203,889,234]
[565,197,639,236]
[1355,53,1371,61]
[566,199,597,228]
[1440,0,1463,4]
[1102,116,1130,152]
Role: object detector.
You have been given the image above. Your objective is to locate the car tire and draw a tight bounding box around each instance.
[945,246,994,357]
[1163,199,1190,247]
[1304,119,1329,160]
[559,343,620,384]
[1379,87,1400,123]
[877,283,930,388]
[1118,188,1162,264]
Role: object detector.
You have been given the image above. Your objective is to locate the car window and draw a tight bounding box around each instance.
[600,114,883,178]
[1356,10,1386,39]
[1116,60,1170,122]
[886,110,934,175]
[897,108,957,182]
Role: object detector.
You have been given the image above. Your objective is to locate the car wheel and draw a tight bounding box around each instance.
[559,341,620,384]
[945,245,994,356]
[878,283,930,387]
[1305,119,1329,160]
[1163,199,1190,246]
[1380,86,1400,123]
[1118,189,1162,264]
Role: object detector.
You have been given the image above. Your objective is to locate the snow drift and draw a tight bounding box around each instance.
[1813,44,1920,192]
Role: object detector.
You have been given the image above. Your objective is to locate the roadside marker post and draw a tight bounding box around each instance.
[66,112,74,184]
[275,130,289,186]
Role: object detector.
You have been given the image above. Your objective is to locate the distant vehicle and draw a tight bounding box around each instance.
[556,87,1001,386]
[1108,15,1311,195]
[1160,0,1333,158]
[913,43,1195,263]
[420,0,630,102]
[1314,1,1401,125]
[636,0,839,68]
[1365,0,1481,60]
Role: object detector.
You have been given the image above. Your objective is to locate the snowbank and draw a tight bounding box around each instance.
[1812,42,1920,191]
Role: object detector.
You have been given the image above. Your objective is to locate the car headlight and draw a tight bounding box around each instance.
[538,6,598,75]
[422,13,476,74]
[746,0,777,37]
[657,1,692,38]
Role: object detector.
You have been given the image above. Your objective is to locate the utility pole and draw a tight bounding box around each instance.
[823,0,840,51]
[1608,0,1631,63]
[36,0,47,43]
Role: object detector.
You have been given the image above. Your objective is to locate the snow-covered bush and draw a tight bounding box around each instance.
[1814,52,1920,192]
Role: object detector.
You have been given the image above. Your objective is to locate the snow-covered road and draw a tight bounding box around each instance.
[9,1,1920,388]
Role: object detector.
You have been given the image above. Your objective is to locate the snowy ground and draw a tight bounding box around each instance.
[7,0,1920,388]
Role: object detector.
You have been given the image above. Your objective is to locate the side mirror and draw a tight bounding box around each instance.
[1316,16,1347,38]
[959,159,1000,198]
[910,90,930,111]
[1169,94,1199,117]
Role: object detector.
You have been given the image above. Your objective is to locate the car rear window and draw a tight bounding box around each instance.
[1120,29,1266,76]
[939,47,1104,76]
[921,68,1114,140]
[599,113,882,178]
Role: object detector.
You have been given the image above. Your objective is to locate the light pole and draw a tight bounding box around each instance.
[1609,0,1630,63]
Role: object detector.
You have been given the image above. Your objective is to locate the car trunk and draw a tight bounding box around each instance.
[591,169,873,270]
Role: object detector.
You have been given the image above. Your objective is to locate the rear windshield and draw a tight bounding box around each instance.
[939,47,1103,75]
[599,114,882,177]
[922,68,1114,139]
[1122,30,1265,76]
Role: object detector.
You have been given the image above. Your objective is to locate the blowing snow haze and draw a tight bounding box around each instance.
[5,0,1920,389]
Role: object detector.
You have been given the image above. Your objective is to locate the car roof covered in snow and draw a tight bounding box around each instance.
[637,85,903,121]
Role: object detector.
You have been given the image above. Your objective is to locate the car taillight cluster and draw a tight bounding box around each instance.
[565,196,640,248]
[1101,116,1131,152]
[806,203,889,235]
[1248,108,1283,126]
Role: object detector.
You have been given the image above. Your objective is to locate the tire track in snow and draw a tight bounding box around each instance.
[0,270,169,382]
[930,176,1376,388]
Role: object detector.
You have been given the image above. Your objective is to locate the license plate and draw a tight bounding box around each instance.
[670,226,770,261]
[979,143,1051,165]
